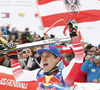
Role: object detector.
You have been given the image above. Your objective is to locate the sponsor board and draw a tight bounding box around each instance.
[0,66,39,90]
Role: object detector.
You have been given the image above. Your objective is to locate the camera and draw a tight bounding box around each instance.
[93,54,100,60]
[23,51,26,54]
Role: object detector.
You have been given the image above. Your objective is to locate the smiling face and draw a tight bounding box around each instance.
[41,51,60,72]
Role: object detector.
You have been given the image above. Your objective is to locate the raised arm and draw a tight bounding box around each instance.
[10,58,39,83]
[6,43,39,83]
[62,19,84,86]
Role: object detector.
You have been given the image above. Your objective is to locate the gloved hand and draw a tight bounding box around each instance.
[67,19,78,38]
[6,43,18,59]
[6,43,17,49]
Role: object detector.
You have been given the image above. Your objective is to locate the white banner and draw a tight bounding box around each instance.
[74,82,100,90]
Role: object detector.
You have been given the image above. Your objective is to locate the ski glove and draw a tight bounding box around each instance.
[67,19,78,38]
[6,43,17,49]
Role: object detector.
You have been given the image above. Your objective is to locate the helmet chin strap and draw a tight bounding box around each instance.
[45,66,59,76]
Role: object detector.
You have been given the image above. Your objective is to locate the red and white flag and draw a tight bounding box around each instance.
[1,12,10,18]
[37,0,100,27]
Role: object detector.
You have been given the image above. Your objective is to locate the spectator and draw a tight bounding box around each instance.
[18,49,28,69]
[13,40,20,45]
[28,46,42,70]
[9,34,16,43]
[33,34,41,41]
[6,26,11,35]
[86,49,96,57]
[84,49,96,62]
[81,54,100,83]
[97,44,100,54]
[18,47,41,70]
[21,28,33,44]
[10,28,18,40]
[43,34,50,40]
[1,26,7,35]
[84,44,94,55]
[17,32,23,43]
[84,44,96,59]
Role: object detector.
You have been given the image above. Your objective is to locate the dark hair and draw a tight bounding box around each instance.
[86,44,93,49]
[98,44,100,49]
[50,34,55,38]
[23,40,31,44]
[25,28,29,30]
[13,40,20,44]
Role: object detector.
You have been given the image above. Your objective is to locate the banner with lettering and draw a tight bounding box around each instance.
[0,66,39,90]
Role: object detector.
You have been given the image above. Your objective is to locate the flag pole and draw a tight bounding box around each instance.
[44,19,67,34]
[35,0,44,35]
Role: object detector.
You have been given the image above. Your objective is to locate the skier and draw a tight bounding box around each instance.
[0,19,84,90]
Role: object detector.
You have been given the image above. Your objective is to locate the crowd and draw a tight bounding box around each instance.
[0,21,100,85]
[0,26,56,70]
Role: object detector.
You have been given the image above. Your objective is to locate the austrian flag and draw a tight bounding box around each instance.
[37,0,100,27]
[1,12,10,18]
